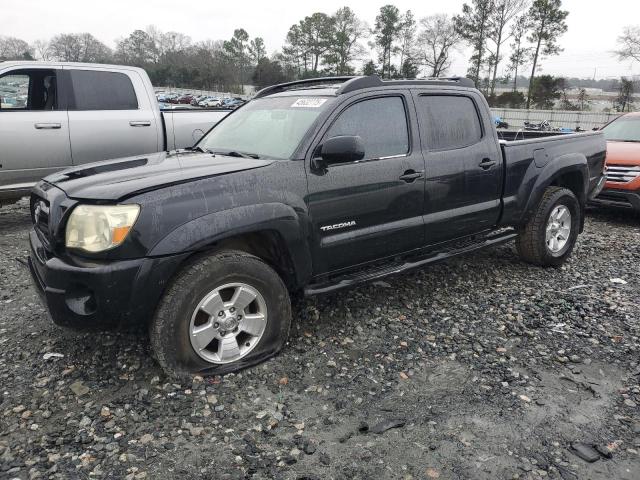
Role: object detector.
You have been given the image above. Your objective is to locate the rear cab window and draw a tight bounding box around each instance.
[325,96,409,160]
[0,69,59,111]
[67,70,138,110]
[416,94,483,150]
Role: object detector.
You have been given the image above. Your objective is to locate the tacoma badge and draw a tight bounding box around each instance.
[320,221,356,232]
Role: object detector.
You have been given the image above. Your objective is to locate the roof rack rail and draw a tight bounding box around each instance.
[254,76,356,98]
[253,75,476,99]
[381,76,476,88]
[335,76,383,94]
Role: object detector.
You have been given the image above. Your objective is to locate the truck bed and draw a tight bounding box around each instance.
[499,131,606,226]
[496,130,577,142]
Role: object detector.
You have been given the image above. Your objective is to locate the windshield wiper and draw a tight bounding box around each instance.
[189,145,214,153]
[213,150,260,159]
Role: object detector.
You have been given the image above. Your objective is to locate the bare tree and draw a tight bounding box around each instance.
[615,26,640,63]
[49,33,112,63]
[0,36,34,60]
[486,0,528,96]
[33,39,51,61]
[416,14,460,77]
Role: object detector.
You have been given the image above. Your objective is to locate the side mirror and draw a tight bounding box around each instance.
[319,135,365,167]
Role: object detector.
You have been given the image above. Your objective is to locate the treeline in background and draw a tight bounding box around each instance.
[1,1,639,111]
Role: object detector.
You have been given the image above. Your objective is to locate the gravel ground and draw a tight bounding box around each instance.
[0,199,639,480]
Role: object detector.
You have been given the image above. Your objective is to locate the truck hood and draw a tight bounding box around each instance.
[43,151,273,201]
[605,140,640,166]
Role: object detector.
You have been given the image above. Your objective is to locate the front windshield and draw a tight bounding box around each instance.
[198,95,333,159]
[602,115,640,142]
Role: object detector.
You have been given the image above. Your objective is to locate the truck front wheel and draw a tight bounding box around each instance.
[516,186,581,267]
[150,250,291,379]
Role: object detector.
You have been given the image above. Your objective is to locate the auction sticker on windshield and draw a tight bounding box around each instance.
[291,98,327,108]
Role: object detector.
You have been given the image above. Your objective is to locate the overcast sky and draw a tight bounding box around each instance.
[4,0,639,79]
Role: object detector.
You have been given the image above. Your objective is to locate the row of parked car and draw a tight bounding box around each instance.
[156,92,247,109]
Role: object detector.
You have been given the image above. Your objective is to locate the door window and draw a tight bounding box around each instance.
[325,96,409,160]
[68,70,138,110]
[417,95,483,150]
[0,69,58,111]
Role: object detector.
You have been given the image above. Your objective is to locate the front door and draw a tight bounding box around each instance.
[0,68,71,192]
[306,93,426,274]
[413,92,503,245]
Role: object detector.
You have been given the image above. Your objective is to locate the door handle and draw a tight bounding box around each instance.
[399,170,424,182]
[479,158,497,170]
[129,121,151,127]
[34,123,61,129]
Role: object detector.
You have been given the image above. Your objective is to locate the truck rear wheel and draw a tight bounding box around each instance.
[516,186,580,267]
[150,250,291,379]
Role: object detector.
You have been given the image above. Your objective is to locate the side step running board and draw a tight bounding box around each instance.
[304,230,517,295]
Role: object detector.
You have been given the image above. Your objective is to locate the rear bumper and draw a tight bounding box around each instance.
[28,229,188,330]
[590,188,640,212]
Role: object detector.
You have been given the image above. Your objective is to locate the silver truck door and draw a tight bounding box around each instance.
[0,67,71,196]
[64,67,160,164]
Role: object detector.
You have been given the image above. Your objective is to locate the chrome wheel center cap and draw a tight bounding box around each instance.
[220,315,238,331]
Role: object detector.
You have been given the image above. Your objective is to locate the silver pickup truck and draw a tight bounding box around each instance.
[0,61,230,205]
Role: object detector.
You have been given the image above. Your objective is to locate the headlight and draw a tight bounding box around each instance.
[65,204,140,252]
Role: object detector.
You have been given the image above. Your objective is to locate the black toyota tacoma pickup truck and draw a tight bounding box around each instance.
[27,76,606,378]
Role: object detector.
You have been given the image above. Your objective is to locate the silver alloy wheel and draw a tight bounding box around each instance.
[545,205,571,254]
[189,283,268,364]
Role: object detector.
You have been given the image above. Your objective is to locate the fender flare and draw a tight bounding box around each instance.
[148,202,312,286]
[521,152,588,225]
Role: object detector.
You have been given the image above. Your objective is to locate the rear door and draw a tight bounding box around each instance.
[0,67,71,192]
[306,92,426,274]
[413,91,503,244]
[64,68,160,164]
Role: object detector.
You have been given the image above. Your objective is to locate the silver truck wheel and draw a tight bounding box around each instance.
[189,283,267,364]
[545,205,571,254]
[150,250,291,379]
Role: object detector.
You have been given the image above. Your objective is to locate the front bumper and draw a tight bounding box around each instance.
[28,229,188,330]
[590,188,640,212]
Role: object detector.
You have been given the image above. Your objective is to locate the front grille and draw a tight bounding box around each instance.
[606,165,640,183]
[30,194,52,246]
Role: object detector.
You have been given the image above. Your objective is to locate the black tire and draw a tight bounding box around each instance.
[516,186,581,267]
[150,250,291,379]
